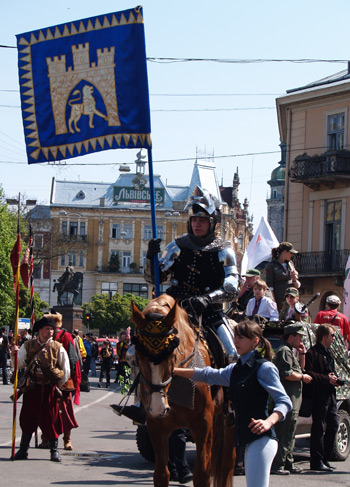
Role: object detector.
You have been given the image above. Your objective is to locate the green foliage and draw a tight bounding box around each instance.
[0,187,19,328]
[19,282,48,321]
[108,253,120,273]
[82,292,149,336]
[118,366,132,395]
[0,186,48,329]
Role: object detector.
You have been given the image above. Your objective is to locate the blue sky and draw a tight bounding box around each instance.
[1,0,350,230]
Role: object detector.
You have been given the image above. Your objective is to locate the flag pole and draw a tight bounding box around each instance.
[11,194,21,459]
[147,148,160,297]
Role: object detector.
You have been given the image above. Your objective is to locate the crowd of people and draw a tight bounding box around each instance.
[3,187,350,486]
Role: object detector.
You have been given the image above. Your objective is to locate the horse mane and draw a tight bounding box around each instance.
[142,295,197,352]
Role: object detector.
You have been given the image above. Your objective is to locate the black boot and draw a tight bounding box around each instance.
[13,432,32,460]
[49,439,62,462]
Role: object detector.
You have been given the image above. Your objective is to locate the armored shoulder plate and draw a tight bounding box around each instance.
[159,241,181,272]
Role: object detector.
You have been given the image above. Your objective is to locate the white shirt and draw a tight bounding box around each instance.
[246,296,279,321]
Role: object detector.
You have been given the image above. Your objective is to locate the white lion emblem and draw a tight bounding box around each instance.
[68,85,108,134]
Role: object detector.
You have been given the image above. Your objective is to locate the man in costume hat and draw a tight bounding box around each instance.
[11,316,70,462]
[38,312,80,451]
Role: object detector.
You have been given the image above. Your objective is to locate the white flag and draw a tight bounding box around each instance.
[343,255,350,319]
[241,216,279,276]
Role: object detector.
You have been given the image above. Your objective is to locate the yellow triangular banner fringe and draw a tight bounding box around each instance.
[58,146,67,158]
[103,17,111,29]
[70,23,78,36]
[131,134,138,145]
[111,15,119,26]
[86,20,94,31]
[78,21,86,34]
[23,89,34,97]
[26,122,37,130]
[50,147,58,159]
[106,135,114,147]
[42,147,49,159]
[30,149,41,160]
[76,142,83,154]
[83,140,90,152]
[114,134,122,146]
[46,29,54,40]
[67,144,75,155]
[94,18,102,30]
[21,72,33,80]
[19,46,31,54]
[21,63,32,72]
[97,137,105,149]
[18,37,29,45]
[30,33,38,44]
[38,31,46,42]
[24,114,36,122]
[27,131,38,139]
[28,139,39,147]
[119,14,127,25]
[128,11,136,24]
[62,25,70,37]
[90,138,97,150]
[54,27,62,38]
[123,134,131,146]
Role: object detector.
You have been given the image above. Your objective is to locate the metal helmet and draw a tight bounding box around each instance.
[185,186,221,234]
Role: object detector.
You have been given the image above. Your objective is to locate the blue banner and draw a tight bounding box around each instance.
[16,7,151,164]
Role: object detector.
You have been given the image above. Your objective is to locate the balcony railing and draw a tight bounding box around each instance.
[95,266,143,274]
[293,250,350,276]
[289,150,350,184]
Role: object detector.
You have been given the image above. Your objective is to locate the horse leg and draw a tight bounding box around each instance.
[190,420,213,487]
[147,423,170,487]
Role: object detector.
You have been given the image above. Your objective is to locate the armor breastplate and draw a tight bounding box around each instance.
[168,247,225,299]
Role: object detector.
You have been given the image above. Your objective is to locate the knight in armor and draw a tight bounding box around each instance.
[58,261,75,294]
[145,186,239,362]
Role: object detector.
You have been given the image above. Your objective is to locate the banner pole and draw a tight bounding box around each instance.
[147,148,160,297]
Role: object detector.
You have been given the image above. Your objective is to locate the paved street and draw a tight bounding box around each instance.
[1,373,350,486]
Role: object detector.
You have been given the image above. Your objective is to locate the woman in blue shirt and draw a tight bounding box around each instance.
[174,320,292,487]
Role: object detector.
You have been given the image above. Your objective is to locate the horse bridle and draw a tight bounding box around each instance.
[137,326,178,394]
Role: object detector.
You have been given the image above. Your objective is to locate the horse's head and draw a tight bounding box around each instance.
[131,298,180,418]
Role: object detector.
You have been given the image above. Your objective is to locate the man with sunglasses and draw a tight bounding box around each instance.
[305,324,342,472]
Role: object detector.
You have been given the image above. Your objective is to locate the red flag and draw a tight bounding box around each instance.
[20,236,32,288]
[10,234,21,290]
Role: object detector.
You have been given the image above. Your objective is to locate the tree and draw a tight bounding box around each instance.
[0,186,19,328]
[82,293,149,336]
[108,253,120,273]
[0,187,49,328]
[19,283,49,322]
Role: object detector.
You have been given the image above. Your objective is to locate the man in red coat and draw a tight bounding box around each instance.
[39,312,81,451]
[314,295,350,349]
[11,316,70,462]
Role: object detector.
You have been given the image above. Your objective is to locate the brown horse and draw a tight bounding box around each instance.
[131,294,235,487]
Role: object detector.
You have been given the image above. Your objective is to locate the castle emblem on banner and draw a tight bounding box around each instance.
[47,42,120,135]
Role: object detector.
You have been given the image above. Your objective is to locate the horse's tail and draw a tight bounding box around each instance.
[211,413,235,487]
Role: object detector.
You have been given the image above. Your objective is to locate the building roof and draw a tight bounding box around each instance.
[286,68,350,94]
[50,159,222,210]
